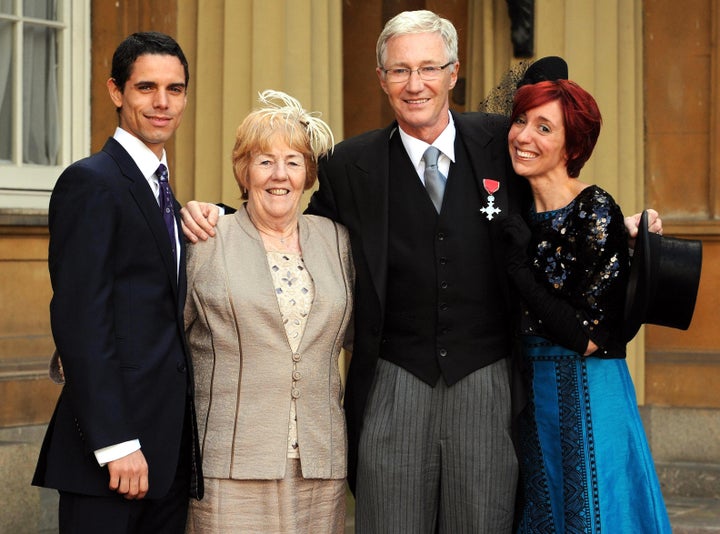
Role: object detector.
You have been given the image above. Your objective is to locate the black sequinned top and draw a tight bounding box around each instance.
[522,185,629,358]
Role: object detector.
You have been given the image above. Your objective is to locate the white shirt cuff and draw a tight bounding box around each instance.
[94,439,141,466]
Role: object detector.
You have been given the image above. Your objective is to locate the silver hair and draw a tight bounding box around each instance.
[376,10,458,69]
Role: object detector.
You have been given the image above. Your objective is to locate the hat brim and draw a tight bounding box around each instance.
[623,211,651,342]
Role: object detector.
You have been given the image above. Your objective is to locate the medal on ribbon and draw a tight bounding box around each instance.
[479,179,501,220]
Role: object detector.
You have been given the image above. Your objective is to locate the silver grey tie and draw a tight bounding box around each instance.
[423,146,446,213]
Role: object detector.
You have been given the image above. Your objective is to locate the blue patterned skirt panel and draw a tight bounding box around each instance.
[516,336,671,534]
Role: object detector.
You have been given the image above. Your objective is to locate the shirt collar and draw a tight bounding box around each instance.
[113,127,168,180]
[398,111,456,170]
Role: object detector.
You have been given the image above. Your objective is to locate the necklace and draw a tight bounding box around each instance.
[256,225,297,244]
[247,209,299,250]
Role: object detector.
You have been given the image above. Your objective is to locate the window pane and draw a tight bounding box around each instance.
[23,22,59,165]
[24,0,58,20]
[0,17,10,163]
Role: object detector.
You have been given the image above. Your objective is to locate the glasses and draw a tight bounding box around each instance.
[382,62,454,83]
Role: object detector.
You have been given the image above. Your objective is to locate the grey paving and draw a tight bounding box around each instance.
[667,497,720,533]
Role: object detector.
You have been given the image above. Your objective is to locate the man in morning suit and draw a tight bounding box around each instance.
[306,11,521,532]
[32,32,202,533]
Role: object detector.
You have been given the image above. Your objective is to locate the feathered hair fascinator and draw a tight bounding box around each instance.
[254,89,334,160]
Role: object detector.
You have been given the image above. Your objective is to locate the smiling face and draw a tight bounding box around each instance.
[508,99,568,180]
[246,136,307,226]
[376,32,458,143]
[107,53,187,158]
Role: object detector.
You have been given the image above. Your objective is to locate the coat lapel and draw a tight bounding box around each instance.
[454,113,523,315]
[102,138,179,297]
[454,112,513,221]
[233,207,292,337]
[347,124,395,310]
[296,215,352,354]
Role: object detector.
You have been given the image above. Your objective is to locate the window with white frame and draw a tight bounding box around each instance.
[0,0,89,210]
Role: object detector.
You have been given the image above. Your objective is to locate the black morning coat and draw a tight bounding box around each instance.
[306,111,532,491]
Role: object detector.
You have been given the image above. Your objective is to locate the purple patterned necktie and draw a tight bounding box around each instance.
[155,163,177,262]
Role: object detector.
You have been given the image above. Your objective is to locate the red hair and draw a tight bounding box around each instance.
[510,79,602,178]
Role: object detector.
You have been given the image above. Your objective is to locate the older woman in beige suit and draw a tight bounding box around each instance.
[185,91,354,533]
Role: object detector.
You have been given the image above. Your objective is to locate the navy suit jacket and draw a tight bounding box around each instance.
[307,111,530,489]
[33,138,202,500]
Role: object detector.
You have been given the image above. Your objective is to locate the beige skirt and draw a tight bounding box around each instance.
[186,459,346,534]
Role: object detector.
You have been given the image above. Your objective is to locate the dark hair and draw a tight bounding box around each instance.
[110,32,189,92]
[510,79,602,178]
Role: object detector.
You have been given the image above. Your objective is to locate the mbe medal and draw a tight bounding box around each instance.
[480,179,501,220]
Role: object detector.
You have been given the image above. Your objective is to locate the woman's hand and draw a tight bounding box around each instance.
[624,208,662,248]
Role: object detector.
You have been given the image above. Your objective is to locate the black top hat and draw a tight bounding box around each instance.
[623,210,703,342]
[517,56,568,87]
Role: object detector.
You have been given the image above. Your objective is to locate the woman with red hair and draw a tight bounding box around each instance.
[501,78,671,533]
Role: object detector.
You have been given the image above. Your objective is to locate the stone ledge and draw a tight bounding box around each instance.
[658,461,720,499]
[0,358,52,381]
[0,209,48,227]
[642,406,720,463]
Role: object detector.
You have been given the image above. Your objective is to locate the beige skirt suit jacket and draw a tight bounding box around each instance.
[185,207,354,480]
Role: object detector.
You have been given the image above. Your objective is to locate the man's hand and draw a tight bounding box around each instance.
[180,201,220,243]
[624,208,663,248]
[107,449,149,500]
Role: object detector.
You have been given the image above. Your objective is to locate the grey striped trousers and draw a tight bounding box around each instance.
[355,358,518,533]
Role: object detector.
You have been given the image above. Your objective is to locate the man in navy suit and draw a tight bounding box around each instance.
[33,32,202,533]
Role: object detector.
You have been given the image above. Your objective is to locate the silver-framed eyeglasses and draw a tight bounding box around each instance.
[382,62,455,83]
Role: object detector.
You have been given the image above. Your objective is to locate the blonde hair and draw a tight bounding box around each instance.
[232,90,335,198]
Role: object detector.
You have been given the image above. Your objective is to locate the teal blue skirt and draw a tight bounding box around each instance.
[516,336,671,533]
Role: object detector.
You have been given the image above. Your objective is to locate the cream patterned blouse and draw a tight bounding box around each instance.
[265,250,315,459]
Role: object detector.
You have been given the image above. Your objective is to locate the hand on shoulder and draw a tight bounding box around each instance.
[180,201,221,243]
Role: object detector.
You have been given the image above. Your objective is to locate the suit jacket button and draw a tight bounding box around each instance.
[439,349,448,357]
[177,362,186,372]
